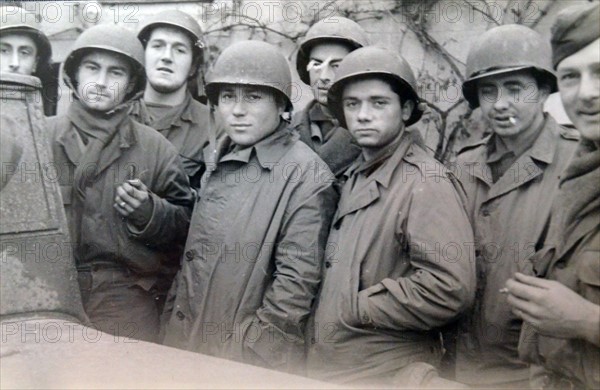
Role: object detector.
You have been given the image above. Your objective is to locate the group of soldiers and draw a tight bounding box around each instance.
[0,3,598,389]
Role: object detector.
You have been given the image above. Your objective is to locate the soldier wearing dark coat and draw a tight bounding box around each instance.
[47,25,194,343]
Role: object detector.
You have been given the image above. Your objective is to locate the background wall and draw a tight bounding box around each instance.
[8,0,599,160]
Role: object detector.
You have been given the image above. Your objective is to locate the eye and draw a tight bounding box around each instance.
[111,69,125,77]
[559,72,579,82]
[150,42,163,49]
[176,47,188,54]
[246,93,262,102]
[220,92,235,101]
[331,63,340,70]
[19,48,33,56]
[344,100,358,109]
[373,100,388,107]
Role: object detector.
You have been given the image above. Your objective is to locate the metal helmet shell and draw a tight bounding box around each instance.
[327,46,423,128]
[296,17,369,85]
[63,24,146,99]
[205,40,293,111]
[0,6,52,70]
[137,10,205,64]
[463,24,557,108]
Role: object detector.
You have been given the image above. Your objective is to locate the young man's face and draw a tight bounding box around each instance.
[556,38,600,142]
[477,69,549,139]
[75,50,133,112]
[217,85,284,147]
[342,78,413,159]
[308,42,351,107]
[145,26,194,94]
[0,33,38,75]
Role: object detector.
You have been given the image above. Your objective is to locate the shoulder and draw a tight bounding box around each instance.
[189,98,210,119]
[456,136,489,162]
[282,134,335,183]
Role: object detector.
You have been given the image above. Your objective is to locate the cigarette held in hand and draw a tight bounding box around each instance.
[499,288,509,294]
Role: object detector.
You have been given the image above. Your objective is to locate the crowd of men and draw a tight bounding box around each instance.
[0,3,598,388]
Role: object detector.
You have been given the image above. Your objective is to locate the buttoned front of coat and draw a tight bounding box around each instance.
[162,129,338,374]
[306,134,475,385]
[454,115,579,387]
[46,114,194,275]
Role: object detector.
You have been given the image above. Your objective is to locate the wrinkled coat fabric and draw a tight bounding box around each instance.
[519,139,600,389]
[47,109,193,342]
[163,128,338,373]
[454,115,579,387]
[306,133,476,386]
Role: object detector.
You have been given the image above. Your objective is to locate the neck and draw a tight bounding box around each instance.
[144,84,187,106]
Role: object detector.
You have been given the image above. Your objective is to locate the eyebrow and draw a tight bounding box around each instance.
[149,38,191,48]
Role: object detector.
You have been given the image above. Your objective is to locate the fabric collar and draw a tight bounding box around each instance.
[66,99,132,145]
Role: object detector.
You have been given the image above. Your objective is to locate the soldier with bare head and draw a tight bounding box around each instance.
[453,24,580,388]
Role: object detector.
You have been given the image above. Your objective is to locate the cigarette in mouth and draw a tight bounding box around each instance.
[509,117,517,125]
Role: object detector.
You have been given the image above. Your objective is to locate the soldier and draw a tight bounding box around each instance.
[131,10,211,188]
[453,25,580,388]
[305,46,475,387]
[46,25,194,343]
[131,10,211,313]
[506,4,600,389]
[290,18,368,179]
[162,40,338,374]
[0,6,51,76]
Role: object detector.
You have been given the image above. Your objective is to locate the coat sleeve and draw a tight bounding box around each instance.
[357,172,476,331]
[245,161,338,372]
[127,136,194,246]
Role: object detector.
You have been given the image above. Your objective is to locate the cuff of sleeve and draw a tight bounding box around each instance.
[126,192,157,239]
[358,283,386,326]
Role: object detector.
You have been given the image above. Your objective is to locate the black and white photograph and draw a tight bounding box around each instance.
[0,0,598,388]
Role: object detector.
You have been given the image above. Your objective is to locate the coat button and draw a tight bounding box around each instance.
[325,261,332,268]
[176,311,185,320]
[362,315,370,322]
[481,207,490,216]
[185,249,196,261]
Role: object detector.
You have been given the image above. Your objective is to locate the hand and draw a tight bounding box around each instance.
[114,179,153,227]
[505,272,600,345]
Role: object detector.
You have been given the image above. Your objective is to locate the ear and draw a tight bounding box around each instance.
[538,82,551,103]
[32,57,39,74]
[126,75,137,95]
[401,100,415,122]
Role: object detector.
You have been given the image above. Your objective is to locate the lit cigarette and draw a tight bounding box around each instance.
[499,288,509,294]
[509,117,517,125]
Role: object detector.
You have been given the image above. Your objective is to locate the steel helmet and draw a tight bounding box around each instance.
[463,24,557,108]
[296,17,369,85]
[327,46,424,127]
[63,24,146,99]
[205,40,293,111]
[0,6,52,69]
[137,10,205,67]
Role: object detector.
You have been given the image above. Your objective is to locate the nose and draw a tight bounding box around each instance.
[357,102,372,122]
[492,88,510,111]
[95,70,108,88]
[232,97,246,116]
[579,70,600,102]
[318,65,334,84]
[9,51,19,71]
[160,45,173,63]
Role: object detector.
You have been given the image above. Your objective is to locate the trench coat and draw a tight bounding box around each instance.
[306,133,476,385]
[162,128,338,373]
[519,140,600,389]
[453,115,579,387]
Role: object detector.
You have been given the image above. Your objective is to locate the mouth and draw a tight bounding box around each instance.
[156,67,174,74]
[493,115,517,126]
[577,110,600,120]
[354,128,378,134]
[230,123,251,129]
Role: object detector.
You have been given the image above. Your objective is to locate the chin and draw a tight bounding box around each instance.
[149,80,185,94]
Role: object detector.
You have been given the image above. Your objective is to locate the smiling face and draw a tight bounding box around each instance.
[75,50,133,112]
[217,84,284,147]
[145,26,194,94]
[0,33,38,75]
[556,38,600,142]
[308,42,352,108]
[342,77,413,160]
[477,69,550,140]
